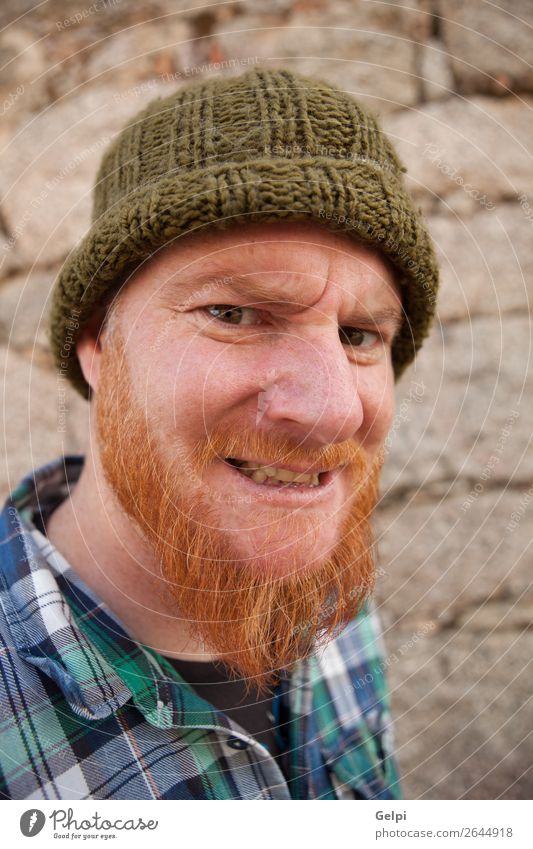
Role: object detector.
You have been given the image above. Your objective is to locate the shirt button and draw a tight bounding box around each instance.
[226,737,249,750]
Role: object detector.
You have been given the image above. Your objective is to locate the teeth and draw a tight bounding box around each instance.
[234,460,321,487]
[274,468,297,482]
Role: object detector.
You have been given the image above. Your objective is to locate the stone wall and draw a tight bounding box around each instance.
[1,0,531,799]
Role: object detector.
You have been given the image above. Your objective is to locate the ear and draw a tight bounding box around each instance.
[76,307,108,394]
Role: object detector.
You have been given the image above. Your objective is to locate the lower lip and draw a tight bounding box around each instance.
[221,460,339,504]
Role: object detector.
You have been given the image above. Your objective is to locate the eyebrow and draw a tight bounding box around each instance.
[164,270,404,331]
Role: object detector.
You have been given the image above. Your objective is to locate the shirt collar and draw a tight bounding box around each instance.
[0,461,131,721]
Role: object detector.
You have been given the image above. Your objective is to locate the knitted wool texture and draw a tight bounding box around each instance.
[50,68,439,399]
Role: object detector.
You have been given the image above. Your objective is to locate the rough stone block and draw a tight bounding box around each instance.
[375,487,533,629]
[384,97,533,206]
[439,0,533,95]
[383,626,533,798]
[382,315,532,494]
[428,203,533,322]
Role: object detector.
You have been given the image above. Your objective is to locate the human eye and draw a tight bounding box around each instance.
[205,305,261,326]
[339,326,381,348]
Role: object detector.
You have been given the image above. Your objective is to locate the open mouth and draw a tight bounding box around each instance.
[224,457,327,488]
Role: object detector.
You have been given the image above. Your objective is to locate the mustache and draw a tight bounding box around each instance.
[186,425,378,481]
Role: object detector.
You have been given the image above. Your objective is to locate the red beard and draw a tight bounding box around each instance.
[96,328,383,694]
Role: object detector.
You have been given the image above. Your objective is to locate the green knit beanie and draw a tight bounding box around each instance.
[50,67,439,399]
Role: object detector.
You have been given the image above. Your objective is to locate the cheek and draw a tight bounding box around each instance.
[360,373,396,446]
[145,337,248,425]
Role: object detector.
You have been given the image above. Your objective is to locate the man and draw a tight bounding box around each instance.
[0,68,438,800]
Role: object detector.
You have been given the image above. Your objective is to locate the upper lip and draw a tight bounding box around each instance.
[227,457,341,475]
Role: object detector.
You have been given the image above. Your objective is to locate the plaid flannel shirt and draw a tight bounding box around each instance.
[0,456,401,800]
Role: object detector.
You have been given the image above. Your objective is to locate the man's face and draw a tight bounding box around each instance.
[89,221,402,690]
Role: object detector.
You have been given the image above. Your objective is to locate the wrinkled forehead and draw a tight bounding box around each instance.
[116,221,401,313]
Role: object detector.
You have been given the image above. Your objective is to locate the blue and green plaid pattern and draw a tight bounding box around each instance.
[0,456,401,800]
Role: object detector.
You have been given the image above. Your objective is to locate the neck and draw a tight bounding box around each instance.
[46,449,218,662]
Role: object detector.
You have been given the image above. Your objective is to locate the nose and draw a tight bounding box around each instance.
[257,333,364,445]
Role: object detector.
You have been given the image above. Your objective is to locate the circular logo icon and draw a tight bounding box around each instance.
[20,809,46,837]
